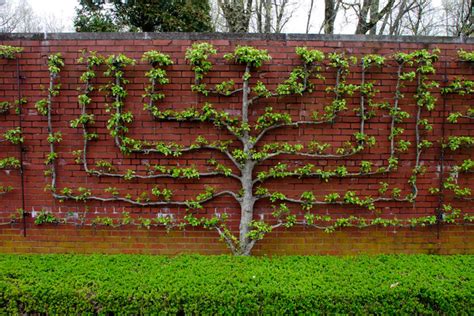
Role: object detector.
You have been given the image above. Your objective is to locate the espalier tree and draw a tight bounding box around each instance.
[35,44,472,255]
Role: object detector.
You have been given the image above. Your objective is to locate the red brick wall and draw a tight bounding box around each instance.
[0,34,472,255]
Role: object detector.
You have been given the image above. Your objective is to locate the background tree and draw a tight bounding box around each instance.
[399,0,439,36]
[315,0,452,36]
[322,0,342,34]
[0,0,40,32]
[376,0,448,36]
[74,0,213,32]
[339,0,396,34]
[217,0,254,32]
[306,0,315,33]
[40,13,70,33]
[72,0,473,36]
[74,0,120,32]
[0,0,68,32]
[378,0,416,35]
[216,0,297,33]
[255,0,272,33]
[442,0,473,36]
[253,0,296,33]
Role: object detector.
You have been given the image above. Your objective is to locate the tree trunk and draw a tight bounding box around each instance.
[369,0,379,34]
[264,0,272,33]
[471,0,474,30]
[218,0,254,33]
[256,0,263,32]
[238,161,256,255]
[413,5,422,35]
[324,0,338,34]
[237,63,257,256]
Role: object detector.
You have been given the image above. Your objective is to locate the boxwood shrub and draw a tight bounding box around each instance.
[0,254,472,314]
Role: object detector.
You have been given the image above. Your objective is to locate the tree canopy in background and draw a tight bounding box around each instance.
[70,0,474,36]
[74,0,213,32]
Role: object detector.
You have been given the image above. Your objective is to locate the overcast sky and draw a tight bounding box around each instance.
[30,0,77,31]
[25,0,444,34]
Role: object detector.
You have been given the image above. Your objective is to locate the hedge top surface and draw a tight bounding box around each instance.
[0,254,472,314]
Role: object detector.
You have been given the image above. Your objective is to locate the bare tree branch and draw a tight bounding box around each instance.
[306,0,315,33]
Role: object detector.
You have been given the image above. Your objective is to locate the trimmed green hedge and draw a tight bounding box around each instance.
[0,254,472,314]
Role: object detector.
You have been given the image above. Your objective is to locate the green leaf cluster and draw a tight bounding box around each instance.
[0,45,23,59]
[185,42,216,82]
[34,210,61,225]
[458,49,474,62]
[47,53,65,74]
[445,136,474,151]
[3,127,23,145]
[223,46,271,68]
[0,157,20,169]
